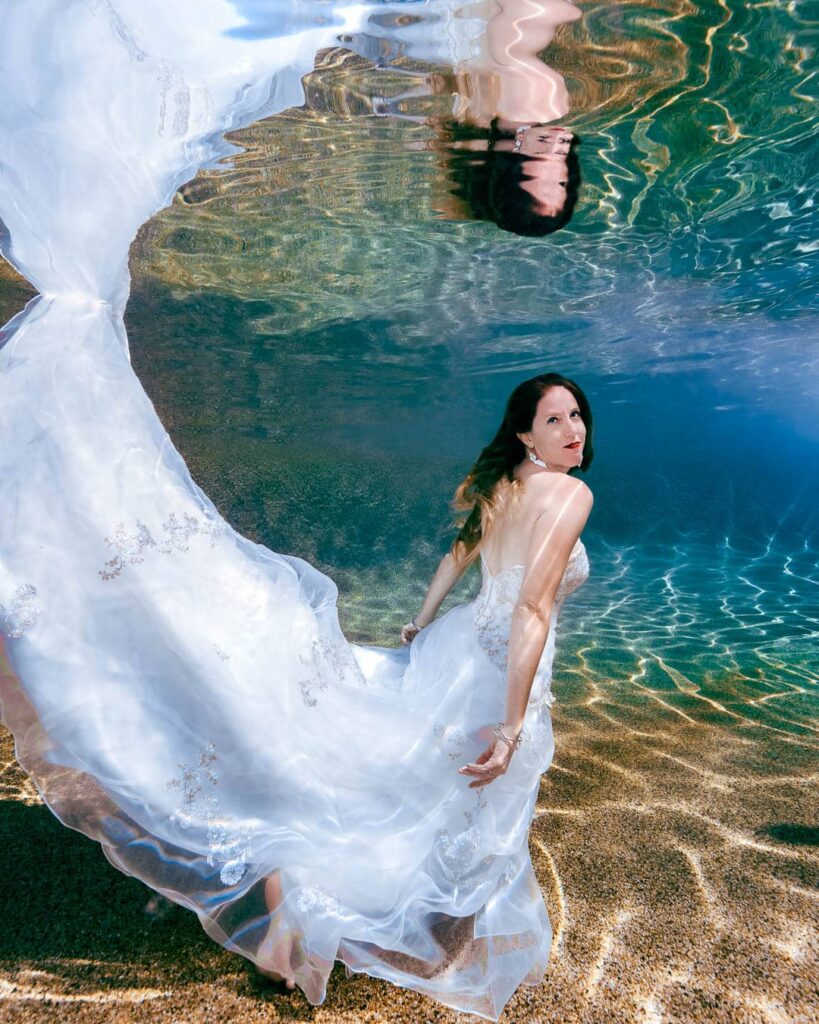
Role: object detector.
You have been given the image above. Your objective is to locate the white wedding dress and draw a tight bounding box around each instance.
[0,1,588,1020]
[1,521,589,1019]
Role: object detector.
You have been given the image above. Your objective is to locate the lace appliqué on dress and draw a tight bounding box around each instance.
[99,509,224,580]
[433,720,468,761]
[473,565,524,673]
[0,583,42,639]
[497,856,520,887]
[435,788,494,878]
[556,543,590,605]
[437,825,483,875]
[473,544,589,697]
[99,521,156,580]
[167,740,253,886]
[298,634,366,708]
[296,886,346,917]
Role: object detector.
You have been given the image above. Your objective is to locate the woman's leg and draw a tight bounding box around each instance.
[257,870,297,989]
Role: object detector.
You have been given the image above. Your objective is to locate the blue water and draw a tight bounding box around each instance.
[0,1,816,1018]
[115,2,819,699]
[0,0,811,719]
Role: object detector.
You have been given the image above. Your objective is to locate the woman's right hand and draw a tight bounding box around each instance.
[458,733,516,788]
[400,621,423,646]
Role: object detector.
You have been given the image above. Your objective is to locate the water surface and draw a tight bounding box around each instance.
[1,1,817,1020]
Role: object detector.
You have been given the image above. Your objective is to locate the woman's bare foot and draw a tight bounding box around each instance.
[257,871,297,990]
[257,965,296,990]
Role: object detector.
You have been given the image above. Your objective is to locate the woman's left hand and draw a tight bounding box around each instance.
[400,621,422,645]
[458,736,515,788]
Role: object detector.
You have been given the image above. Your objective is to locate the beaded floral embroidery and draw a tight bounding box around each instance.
[99,521,156,580]
[99,508,224,580]
[463,787,489,825]
[296,886,346,916]
[156,510,223,555]
[437,824,483,874]
[473,543,589,677]
[473,565,525,672]
[498,855,520,887]
[433,720,468,761]
[297,633,365,708]
[167,740,253,886]
[0,583,42,639]
[435,789,494,877]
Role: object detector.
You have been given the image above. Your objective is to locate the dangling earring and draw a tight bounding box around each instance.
[526,441,550,470]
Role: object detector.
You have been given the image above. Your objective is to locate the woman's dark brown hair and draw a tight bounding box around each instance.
[443,119,581,237]
[450,372,593,566]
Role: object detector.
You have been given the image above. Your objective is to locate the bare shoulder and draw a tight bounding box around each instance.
[524,473,593,509]
[523,476,593,549]
[569,477,594,507]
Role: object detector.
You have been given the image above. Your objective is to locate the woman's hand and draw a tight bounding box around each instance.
[400,621,422,646]
[458,731,518,788]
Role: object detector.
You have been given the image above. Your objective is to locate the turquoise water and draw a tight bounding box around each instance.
[0,2,816,1019]
[120,3,817,710]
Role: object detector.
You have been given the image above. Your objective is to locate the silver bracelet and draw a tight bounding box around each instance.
[493,723,523,751]
[411,616,424,630]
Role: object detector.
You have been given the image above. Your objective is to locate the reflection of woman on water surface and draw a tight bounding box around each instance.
[368,0,583,235]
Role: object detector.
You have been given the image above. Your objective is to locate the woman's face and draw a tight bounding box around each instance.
[520,157,570,216]
[517,126,573,217]
[516,125,573,158]
[519,385,586,471]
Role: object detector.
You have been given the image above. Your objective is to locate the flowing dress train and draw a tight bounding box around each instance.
[0,2,587,1018]
[1,529,588,1019]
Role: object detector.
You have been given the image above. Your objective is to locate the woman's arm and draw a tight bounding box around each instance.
[401,548,470,644]
[459,478,593,788]
[415,548,470,628]
[503,478,593,735]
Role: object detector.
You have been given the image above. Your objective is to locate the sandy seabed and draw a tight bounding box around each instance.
[1,635,817,1024]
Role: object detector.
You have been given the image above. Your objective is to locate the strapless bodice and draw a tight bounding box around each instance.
[478,539,589,605]
[473,540,590,704]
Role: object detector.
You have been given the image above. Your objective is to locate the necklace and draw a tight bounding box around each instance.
[512,125,531,154]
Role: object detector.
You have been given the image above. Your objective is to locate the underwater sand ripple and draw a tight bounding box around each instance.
[2,611,816,1023]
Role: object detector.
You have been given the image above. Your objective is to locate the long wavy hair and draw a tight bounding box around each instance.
[449,373,594,567]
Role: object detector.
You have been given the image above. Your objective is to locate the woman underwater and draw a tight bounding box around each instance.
[0,3,592,1020]
[0,371,593,1021]
[254,371,594,1019]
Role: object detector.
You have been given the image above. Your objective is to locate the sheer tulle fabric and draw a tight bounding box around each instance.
[0,525,587,1018]
[0,2,589,1020]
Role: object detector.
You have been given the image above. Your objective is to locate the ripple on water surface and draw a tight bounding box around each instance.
[1,1,817,1021]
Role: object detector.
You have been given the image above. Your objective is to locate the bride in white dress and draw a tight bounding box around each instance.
[246,371,594,1014]
[0,3,592,1019]
[1,366,592,1021]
